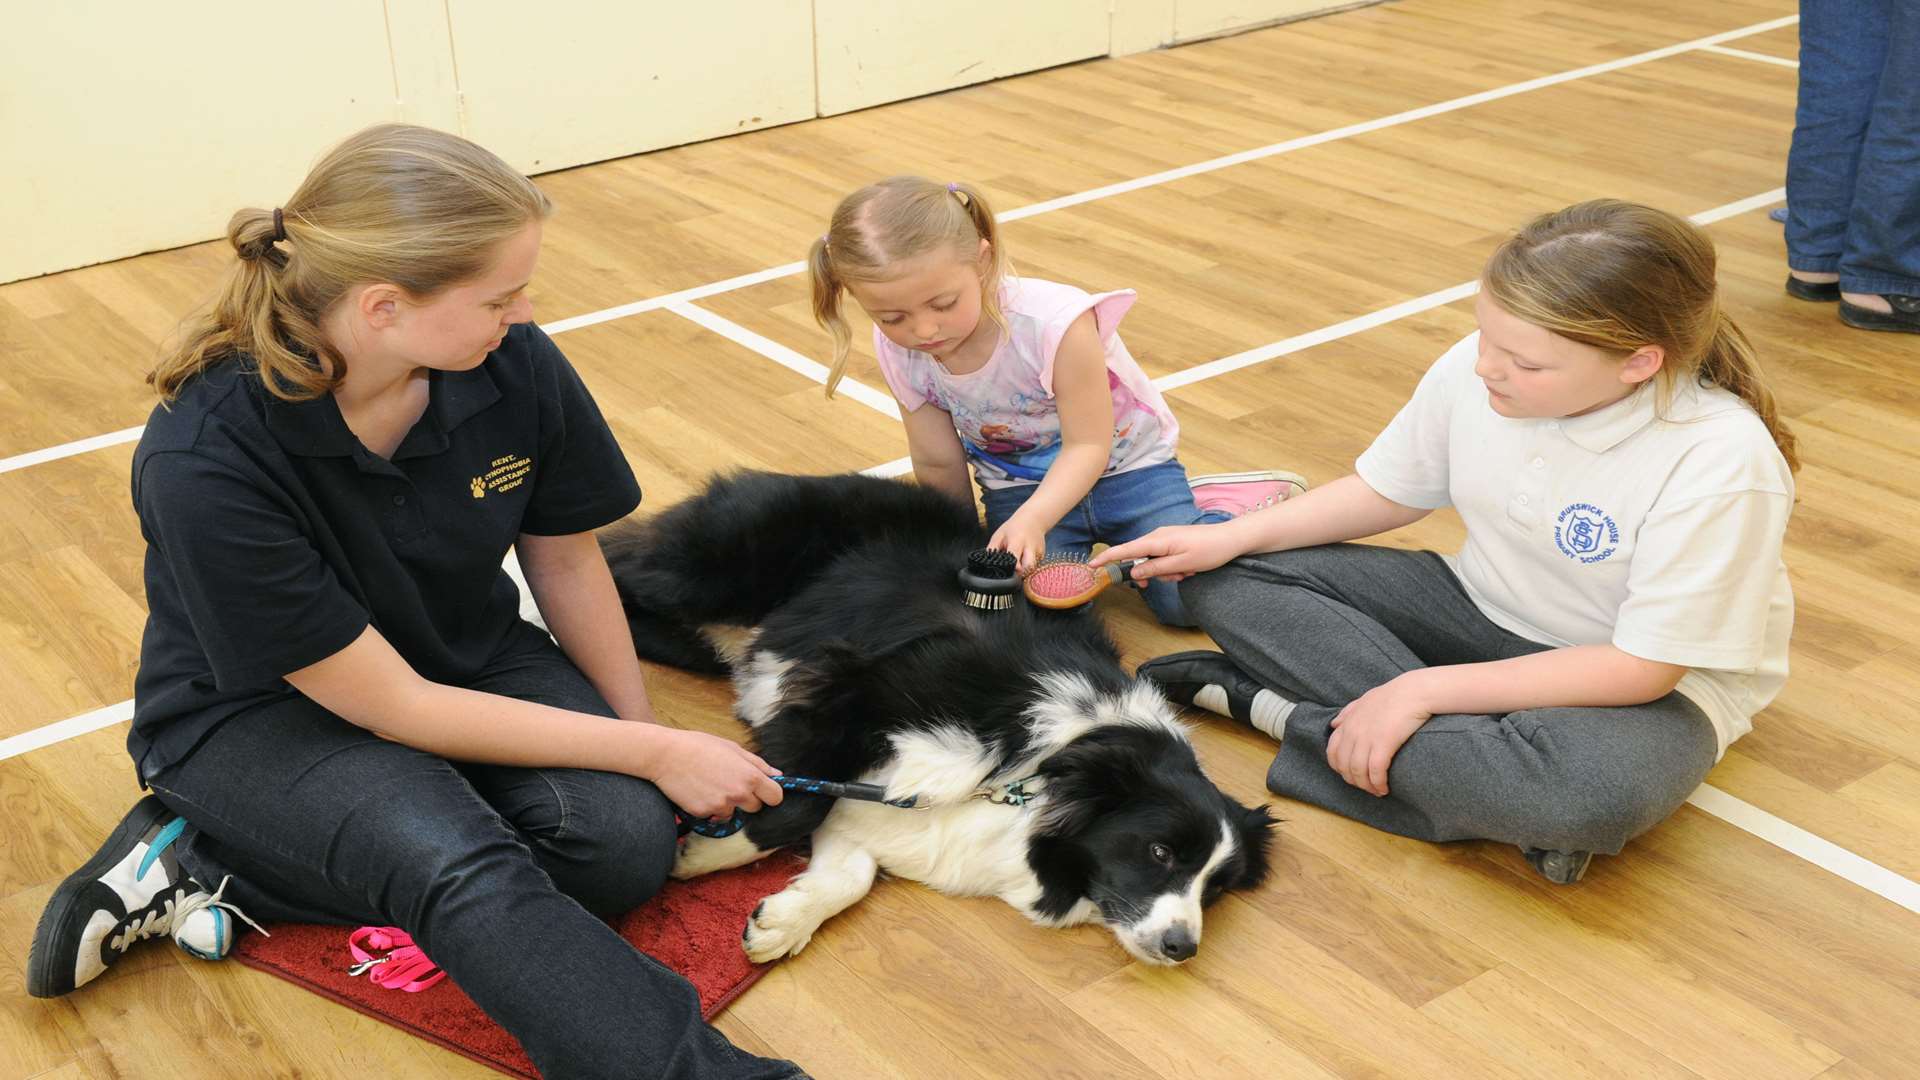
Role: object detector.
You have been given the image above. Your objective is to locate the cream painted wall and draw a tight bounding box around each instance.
[813,0,1110,117]
[445,1,815,175]
[3,0,1360,283]
[1174,0,1367,43]
[1,3,398,284]
[1110,0,1370,54]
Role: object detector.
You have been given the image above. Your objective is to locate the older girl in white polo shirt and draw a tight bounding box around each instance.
[1096,200,1796,884]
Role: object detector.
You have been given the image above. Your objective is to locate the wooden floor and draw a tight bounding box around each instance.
[5,1,1918,1076]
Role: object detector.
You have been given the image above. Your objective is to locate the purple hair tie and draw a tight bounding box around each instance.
[947,182,958,192]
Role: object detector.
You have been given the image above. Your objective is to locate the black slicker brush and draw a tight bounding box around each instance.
[959,548,1019,611]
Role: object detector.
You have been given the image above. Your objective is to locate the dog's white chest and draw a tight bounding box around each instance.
[823,799,1045,909]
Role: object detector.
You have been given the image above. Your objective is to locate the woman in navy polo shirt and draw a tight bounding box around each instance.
[28,124,804,1080]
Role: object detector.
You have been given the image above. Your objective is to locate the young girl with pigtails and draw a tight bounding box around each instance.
[806,175,1303,627]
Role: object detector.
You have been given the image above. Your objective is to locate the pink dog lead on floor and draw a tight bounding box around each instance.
[347,926,446,992]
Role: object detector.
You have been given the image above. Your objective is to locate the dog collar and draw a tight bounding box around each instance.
[971,775,1043,807]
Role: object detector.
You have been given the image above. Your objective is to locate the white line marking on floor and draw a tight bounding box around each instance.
[0,426,144,475]
[665,301,900,419]
[0,700,134,762]
[1688,784,1918,913]
[1699,44,1800,68]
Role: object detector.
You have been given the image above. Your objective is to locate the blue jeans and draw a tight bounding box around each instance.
[1785,0,1920,296]
[145,623,803,1080]
[981,459,1227,626]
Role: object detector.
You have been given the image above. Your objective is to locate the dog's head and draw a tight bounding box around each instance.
[1024,678,1274,965]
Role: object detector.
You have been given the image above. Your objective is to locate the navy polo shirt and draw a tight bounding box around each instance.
[127,323,641,779]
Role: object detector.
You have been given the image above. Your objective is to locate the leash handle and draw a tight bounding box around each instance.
[347,926,446,992]
[675,774,920,838]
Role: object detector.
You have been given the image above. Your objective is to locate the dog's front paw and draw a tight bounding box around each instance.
[742,889,824,962]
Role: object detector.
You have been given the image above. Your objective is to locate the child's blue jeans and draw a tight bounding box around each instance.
[981,458,1227,626]
[1785,0,1920,297]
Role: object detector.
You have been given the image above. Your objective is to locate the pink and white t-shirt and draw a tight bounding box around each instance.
[873,277,1179,489]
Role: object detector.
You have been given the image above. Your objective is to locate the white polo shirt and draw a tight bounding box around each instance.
[1355,332,1794,757]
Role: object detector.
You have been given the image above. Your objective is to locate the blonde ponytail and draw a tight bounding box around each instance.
[808,234,855,395]
[1698,308,1799,471]
[150,123,551,403]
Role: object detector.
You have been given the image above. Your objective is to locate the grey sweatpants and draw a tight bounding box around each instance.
[1179,543,1718,855]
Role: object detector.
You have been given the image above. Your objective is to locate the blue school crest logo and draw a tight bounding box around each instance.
[1554,503,1619,564]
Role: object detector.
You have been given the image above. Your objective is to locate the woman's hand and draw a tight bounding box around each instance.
[988,513,1051,572]
[1091,522,1245,583]
[636,727,784,820]
[1326,675,1432,796]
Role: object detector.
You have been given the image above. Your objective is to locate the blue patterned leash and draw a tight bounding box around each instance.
[677,775,921,838]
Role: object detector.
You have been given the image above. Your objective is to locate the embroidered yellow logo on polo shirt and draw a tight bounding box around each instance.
[472,453,532,499]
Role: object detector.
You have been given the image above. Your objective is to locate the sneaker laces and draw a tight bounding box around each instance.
[170,875,271,947]
[106,875,267,955]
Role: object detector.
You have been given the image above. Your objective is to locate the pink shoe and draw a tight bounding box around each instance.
[1189,469,1308,518]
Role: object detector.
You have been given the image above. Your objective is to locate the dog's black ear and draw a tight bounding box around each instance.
[1232,801,1276,889]
[1034,732,1152,837]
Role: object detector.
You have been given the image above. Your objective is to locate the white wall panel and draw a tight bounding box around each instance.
[814,0,1110,116]
[444,0,816,175]
[1,3,397,283]
[1174,0,1354,43]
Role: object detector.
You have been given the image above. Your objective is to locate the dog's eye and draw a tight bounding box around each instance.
[1150,842,1173,865]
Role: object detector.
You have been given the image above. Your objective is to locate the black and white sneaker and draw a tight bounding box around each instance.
[1136,650,1296,741]
[27,796,262,997]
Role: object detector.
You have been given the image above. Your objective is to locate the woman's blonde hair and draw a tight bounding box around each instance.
[807,176,1011,397]
[1483,199,1798,471]
[149,123,552,402]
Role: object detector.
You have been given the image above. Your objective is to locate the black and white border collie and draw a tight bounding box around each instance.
[599,470,1272,965]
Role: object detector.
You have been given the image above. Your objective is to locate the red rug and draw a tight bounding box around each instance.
[233,852,805,1079]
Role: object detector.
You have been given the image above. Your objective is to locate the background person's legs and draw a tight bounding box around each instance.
[1785,1,1888,283]
[1837,1,1920,325]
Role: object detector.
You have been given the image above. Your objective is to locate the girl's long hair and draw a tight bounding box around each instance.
[1483,198,1797,471]
[150,123,552,402]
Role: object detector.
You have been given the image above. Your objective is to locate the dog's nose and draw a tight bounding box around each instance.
[1159,925,1197,962]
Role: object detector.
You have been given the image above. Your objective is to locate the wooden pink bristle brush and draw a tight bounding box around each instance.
[1021,553,1146,609]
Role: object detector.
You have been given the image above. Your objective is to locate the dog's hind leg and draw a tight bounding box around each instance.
[671,830,773,880]
[670,787,837,881]
[743,821,878,963]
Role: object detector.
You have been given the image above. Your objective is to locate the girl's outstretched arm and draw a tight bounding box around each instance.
[988,312,1112,568]
[900,400,975,508]
[1094,473,1432,581]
